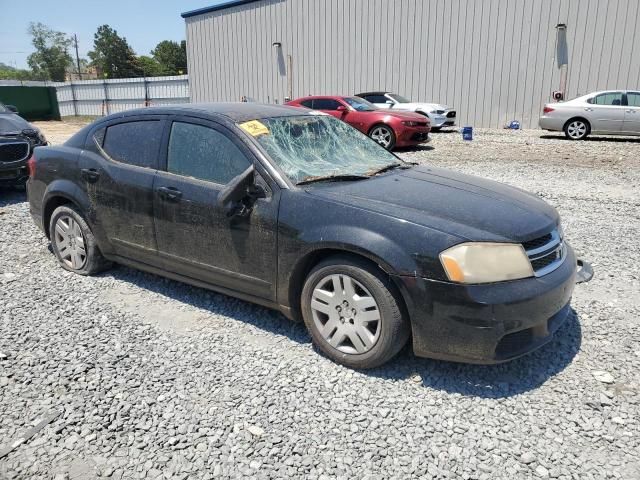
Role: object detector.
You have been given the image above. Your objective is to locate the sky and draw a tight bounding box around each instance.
[0,0,224,69]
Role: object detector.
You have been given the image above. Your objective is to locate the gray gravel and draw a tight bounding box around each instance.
[1,126,639,479]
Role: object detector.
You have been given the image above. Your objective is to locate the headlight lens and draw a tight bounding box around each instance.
[402,121,423,127]
[439,242,534,284]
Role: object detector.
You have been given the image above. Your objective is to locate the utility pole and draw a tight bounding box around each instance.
[73,34,82,80]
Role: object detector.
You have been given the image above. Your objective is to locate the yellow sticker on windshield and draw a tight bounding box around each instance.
[239,120,269,137]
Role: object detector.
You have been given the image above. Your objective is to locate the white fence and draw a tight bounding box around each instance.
[1,75,190,117]
[55,75,190,116]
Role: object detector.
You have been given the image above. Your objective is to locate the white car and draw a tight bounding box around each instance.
[355,92,456,130]
[539,90,640,140]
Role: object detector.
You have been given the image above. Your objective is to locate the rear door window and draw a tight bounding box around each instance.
[167,121,251,185]
[587,92,623,106]
[363,94,388,104]
[312,98,342,110]
[101,121,163,168]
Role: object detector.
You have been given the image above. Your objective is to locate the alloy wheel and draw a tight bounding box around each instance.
[370,126,392,148]
[54,215,87,270]
[567,121,587,139]
[310,273,381,354]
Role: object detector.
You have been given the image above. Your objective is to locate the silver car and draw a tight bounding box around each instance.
[539,90,640,140]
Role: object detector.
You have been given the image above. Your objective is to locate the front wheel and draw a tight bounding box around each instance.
[301,256,410,369]
[564,119,590,140]
[369,124,396,150]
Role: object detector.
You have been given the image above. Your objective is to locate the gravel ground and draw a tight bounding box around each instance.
[1,123,639,479]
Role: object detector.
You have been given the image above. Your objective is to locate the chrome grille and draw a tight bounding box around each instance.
[523,229,565,277]
[0,141,30,164]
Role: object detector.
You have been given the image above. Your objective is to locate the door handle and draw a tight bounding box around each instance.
[625,109,636,114]
[81,168,100,183]
[157,186,182,202]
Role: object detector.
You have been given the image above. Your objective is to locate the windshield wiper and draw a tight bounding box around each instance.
[297,174,369,185]
[367,162,416,176]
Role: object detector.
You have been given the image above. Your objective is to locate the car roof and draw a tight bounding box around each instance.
[355,92,389,97]
[101,102,304,123]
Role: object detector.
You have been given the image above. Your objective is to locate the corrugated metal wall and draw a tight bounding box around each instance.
[55,76,190,116]
[185,0,640,128]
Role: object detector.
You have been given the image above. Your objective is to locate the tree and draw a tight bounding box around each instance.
[137,56,164,77]
[88,25,141,78]
[0,63,37,81]
[151,40,187,75]
[26,22,72,81]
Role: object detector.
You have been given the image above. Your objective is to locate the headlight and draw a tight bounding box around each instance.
[402,121,423,127]
[439,242,533,284]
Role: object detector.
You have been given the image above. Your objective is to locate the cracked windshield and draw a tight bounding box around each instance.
[244,115,401,184]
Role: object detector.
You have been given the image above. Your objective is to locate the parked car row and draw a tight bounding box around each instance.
[285,92,456,150]
[0,102,48,187]
[540,90,640,140]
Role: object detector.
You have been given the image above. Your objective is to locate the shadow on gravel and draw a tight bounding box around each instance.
[102,265,581,398]
[540,134,640,143]
[369,309,582,398]
[397,145,435,153]
[101,265,311,344]
[0,187,27,207]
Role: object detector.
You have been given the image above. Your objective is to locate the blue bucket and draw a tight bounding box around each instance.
[462,126,473,141]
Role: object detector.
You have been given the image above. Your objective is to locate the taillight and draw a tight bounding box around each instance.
[27,153,36,178]
[543,106,555,114]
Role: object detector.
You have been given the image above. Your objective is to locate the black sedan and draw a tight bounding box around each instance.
[27,103,591,368]
[0,102,47,186]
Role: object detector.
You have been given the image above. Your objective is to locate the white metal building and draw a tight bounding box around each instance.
[183,0,640,128]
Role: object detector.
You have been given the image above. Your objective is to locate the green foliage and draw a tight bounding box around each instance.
[0,63,37,81]
[26,22,73,82]
[137,56,165,77]
[88,25,142,78]
[151,40,187,75]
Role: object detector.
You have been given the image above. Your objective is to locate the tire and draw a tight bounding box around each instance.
[301,256,410,369]
[368,124,396,150]
[49,204,112,275]
[564,118,590,140]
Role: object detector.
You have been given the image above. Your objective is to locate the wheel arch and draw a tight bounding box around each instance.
[286,247,409,322]
[42,180,92,239]
[563,116,591,132]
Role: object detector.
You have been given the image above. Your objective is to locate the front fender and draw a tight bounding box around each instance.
[296,225,418,276]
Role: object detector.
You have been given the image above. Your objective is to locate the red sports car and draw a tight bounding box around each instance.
[285,95,431,150]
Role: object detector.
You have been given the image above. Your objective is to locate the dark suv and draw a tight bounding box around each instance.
[27,103,590,368]
[0,102,47,186]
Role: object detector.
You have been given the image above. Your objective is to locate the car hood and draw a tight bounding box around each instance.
[399,102,450,112]
[0,113,33,135]
[305,166,558,242]
[378,110,427,121]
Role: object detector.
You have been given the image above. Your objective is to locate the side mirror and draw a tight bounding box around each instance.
[385,100,394,108]
[6,105,19,114]
[336,105,347,112]
[217,165,266,217]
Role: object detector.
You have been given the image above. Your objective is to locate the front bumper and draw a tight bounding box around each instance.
[394,244,583,364]
[396,127,431,146]
[0,165,28,185]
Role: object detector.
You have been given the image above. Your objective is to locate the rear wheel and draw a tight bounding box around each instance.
[301,256,410,369]
[368,124,396,150]
[49,205,112,275]
[564,119,590,140]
